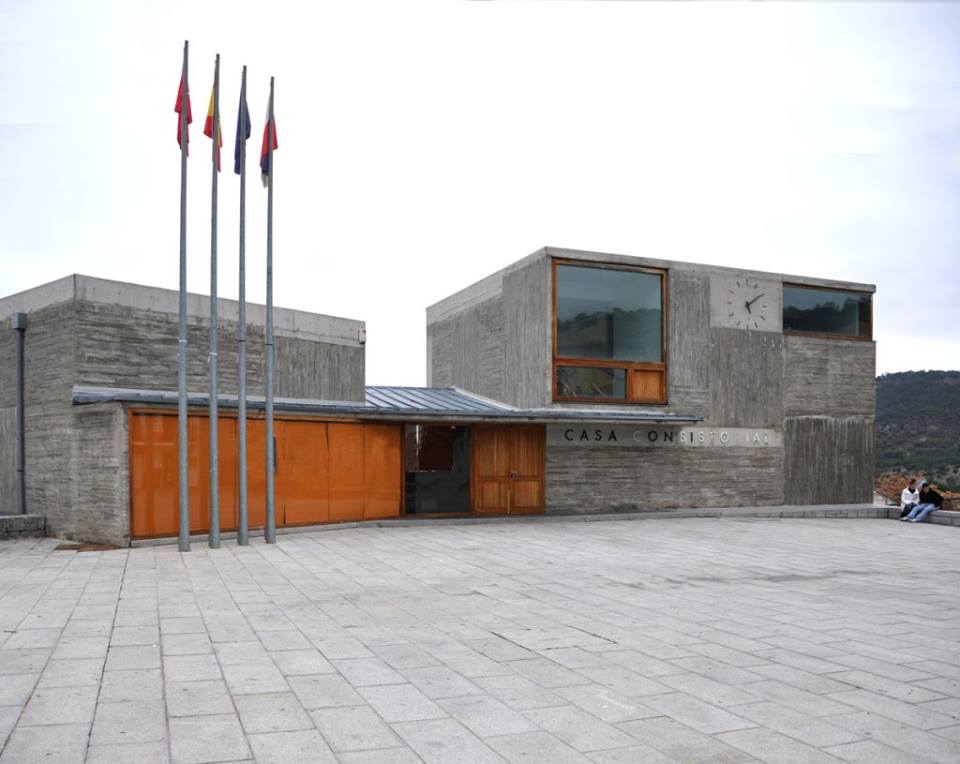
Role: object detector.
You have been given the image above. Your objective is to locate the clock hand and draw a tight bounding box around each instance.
[746,293,766,307]
[745,301,751,315]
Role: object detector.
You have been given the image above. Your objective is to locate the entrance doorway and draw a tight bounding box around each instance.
[470,425,545,515]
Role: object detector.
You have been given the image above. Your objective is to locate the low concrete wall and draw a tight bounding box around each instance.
[0,514,45,539]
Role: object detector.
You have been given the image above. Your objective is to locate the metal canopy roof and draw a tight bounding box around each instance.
[72,385,703,425]
[365,386,513,414]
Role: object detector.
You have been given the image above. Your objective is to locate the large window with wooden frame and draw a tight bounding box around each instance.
[552,260,667,404]
[782,284,872,340]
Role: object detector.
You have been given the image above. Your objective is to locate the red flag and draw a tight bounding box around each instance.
[175,75,193,154]
[203,87,223,171]
[259,112,278,187]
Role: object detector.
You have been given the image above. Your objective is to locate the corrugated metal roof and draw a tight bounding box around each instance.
[72,385,702,425]
[365,386,513,414]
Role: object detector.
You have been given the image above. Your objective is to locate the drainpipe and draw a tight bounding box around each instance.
[11,313,27,514]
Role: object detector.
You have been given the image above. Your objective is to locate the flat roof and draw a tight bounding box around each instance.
[72,385,703,425]
[1,274,365,347]
[427,245,876,324]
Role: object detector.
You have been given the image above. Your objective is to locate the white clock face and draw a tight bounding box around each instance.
[724,278,770,331]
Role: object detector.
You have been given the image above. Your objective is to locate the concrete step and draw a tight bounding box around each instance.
[0,513,45,539]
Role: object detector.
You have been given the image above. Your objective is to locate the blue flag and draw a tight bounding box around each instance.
[234,92,251,175]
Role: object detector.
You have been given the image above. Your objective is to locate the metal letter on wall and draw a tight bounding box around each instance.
[547,425,783,448]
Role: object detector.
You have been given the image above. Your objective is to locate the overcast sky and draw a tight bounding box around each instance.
[2,1,958,384]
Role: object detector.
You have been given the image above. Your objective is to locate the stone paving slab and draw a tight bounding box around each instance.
[1,516,960,763]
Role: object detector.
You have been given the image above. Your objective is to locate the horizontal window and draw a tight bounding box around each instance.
[556,264,662,363]
[557,366,626,400]
[783,285,871,339]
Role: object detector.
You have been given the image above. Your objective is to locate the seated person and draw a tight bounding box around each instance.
[899,478,919,519]
[903,481,943,523]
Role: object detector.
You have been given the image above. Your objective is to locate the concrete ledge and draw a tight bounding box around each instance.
[131,504,908,547]
[883,507,960,527]
[0,514,46,539]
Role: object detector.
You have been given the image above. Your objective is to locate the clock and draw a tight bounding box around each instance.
[709,275,782,332]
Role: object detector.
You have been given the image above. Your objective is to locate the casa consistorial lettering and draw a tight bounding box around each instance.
[547,425,782,448]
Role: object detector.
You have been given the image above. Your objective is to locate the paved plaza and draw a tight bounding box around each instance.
[1,517,959,764]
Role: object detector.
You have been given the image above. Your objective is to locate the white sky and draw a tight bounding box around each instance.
[2,1,958,384]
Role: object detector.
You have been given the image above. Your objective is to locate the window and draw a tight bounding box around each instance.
[556,366,627,399]
[553,261,666,403]
[783,285,872,340]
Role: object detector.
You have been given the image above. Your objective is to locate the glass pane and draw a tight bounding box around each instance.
[556,366,626,399]
[783,286,871,337]
[556,265,662,362]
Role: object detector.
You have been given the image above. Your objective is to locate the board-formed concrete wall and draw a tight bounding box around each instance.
[428,246,876,511]
[0,274,367,543]
[547,446,785,513]
[75,301,364,402]
[783,335,876,504]
[427,295,504,401]
[0,301,80,535]
[783,416,874,504]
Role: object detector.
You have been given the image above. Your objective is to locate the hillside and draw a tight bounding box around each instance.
[876,370,960,491]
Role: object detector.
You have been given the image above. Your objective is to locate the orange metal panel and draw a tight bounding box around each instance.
[131,415,404,536]
[130,412,179,537]
[278,421,329,525]
[328,423,365,522]
[363,424,402,520]
[215,417,239,532]
[246,418,267,529]
[131,412,249,538]
[187,416,240,534]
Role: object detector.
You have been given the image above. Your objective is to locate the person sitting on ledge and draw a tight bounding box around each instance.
[900,478,920,519]
[902,480,943,523]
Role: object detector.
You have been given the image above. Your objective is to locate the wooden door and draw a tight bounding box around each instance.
[278,421,329,525]
[471,427,511,514]
[470,426,544,515]
[509,427,545,514]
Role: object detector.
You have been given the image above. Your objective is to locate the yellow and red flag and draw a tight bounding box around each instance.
[203,86,223,171]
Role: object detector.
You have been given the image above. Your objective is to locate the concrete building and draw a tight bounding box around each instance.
[1,248,875,546]
[427,246,876,513]
[0,275,365,544]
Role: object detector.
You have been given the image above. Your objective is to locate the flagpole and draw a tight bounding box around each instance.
[237,65,249,546]
[209,53,221,549]
[178,40,190,553]
[264,76,276,545]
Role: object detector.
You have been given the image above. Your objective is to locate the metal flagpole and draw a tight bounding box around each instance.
[178,40,191,553]
[209,54,221,549]
[237,65,249,546]
[264,76,276,544]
